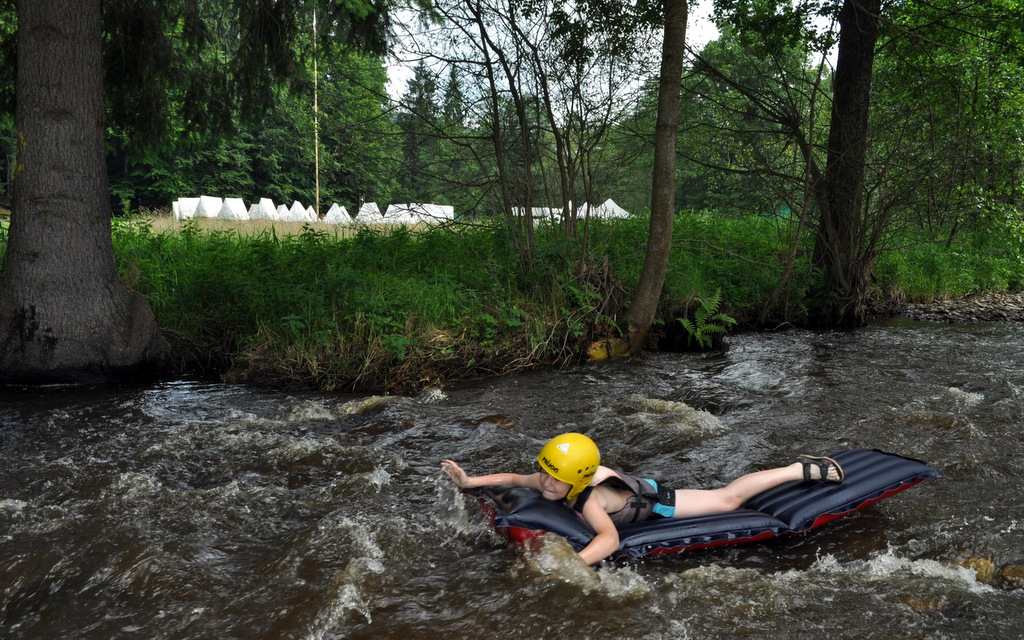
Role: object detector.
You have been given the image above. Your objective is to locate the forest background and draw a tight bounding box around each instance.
[1,0,1023,392]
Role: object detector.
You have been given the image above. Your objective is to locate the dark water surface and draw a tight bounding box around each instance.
[2,322,1022,639]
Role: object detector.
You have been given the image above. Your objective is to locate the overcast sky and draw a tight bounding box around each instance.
[385,0,721,100]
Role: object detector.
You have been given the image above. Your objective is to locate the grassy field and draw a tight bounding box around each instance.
[144,213,430,237]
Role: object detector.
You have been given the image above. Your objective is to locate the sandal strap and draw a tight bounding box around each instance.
[797,455,844,483]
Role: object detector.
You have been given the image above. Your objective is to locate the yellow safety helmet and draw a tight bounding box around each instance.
[536,432,600,500]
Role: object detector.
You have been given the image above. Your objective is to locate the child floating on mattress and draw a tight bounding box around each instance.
[440,432,844,565]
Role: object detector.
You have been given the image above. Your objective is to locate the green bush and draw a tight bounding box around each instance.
[592,210,815,325]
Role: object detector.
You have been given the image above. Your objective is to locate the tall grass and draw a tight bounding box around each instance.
[112,217,595,391]
[875,229,1024,301]
[590,211,817,325]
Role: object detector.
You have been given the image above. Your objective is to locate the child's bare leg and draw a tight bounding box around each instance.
[670,461,840,517]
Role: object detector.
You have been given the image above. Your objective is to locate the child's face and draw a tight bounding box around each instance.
[538,468,572,501]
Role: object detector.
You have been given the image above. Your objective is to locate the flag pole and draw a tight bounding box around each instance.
[313,7,320,218]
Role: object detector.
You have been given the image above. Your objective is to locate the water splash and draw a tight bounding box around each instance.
[337,395,397,415]
[811,548,995,594]
[946,387,984,407]
[416,387,448,404]
[433,478,485,538]
[511,534,654,598]
[283,399,335,422]
[512,533,602,592]
[302,516,387,639]
[111,471,163,501]
[0,498,28,516]
[623,394,727,435]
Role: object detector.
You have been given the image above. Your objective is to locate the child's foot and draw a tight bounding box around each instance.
[796,455,845,483]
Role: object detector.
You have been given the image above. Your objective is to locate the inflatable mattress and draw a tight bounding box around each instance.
[470,449,942,560]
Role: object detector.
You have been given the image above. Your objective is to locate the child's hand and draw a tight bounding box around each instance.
[440,459,470,488]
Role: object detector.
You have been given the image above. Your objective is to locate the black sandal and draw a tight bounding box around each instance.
[796,455,845,483]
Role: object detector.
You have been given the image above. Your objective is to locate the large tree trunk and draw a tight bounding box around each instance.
[625,0,687,354]
[812,0,881,327]
[0,0,168,384]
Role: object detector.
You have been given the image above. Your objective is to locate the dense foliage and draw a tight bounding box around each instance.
[4,1,1020,234]
[44,214,1009,390]
[106,218,605,390]
[106,47,399,214]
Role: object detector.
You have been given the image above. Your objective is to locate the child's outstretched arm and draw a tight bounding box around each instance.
[442,459,618,565]
[440,459,540,491]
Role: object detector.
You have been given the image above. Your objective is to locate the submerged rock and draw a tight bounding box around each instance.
[1000,562,1024,590]
[587,337,631,360]
[340,395,395,415]
[960,556,996,583]
[900,595,950,612]
[623,393,727,435]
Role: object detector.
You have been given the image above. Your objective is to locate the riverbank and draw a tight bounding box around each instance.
[871,291,1024,324]
[110,215,1024,392]
[4,210,1023,392]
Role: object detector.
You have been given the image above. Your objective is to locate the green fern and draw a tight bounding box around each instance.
[679,289,737,349]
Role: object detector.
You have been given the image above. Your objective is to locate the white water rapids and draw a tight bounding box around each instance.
[2,321,1022,639]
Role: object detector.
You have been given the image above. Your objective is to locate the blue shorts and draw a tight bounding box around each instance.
[644,479,677,518]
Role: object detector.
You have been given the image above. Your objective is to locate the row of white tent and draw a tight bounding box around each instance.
[170,196,631,226]
[171,196,457,225]
[512,199,631,221]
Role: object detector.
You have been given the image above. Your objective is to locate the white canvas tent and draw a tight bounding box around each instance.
[385,203,456,225]
[384,204,419,225]
[218,197,248,221]
[169,196,465,226]
[353,202,382,224]
[596,198,629,218]
[575,199,630,219]
[323,203,351,224]
[248,198,277,220]
[416,203,455,225]
[514,206,560,225]
[174,197,200,221]
[575,202,598,218]
[283,200,313,222]
[173,198,192,220]
[194,195,223,218]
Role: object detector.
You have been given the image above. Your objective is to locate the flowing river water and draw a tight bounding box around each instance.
[2,321,1022,639]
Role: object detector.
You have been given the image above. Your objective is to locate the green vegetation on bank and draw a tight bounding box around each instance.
[3,211,1019,392]
[114,216,629,391]
[875,226,1024,301]
[107,212,1024,391]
